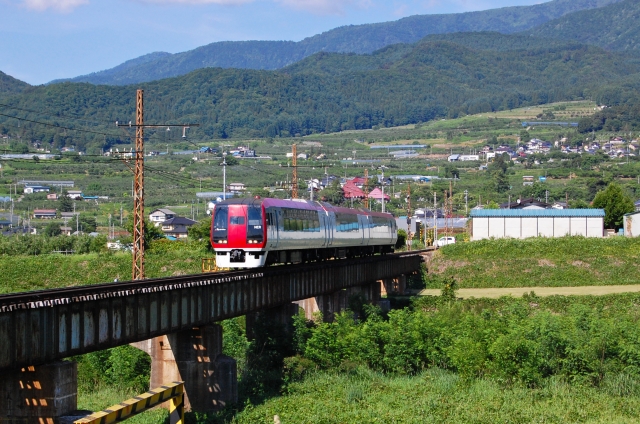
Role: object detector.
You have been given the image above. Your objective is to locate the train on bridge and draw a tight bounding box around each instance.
[211,197,397,268]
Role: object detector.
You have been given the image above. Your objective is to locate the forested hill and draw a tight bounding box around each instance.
[2,36,638,154]
[0,71,29,94]
[523,0,640,52]
[54,0,622,86]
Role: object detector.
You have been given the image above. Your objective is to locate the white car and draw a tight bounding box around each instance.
[436,236,456,247]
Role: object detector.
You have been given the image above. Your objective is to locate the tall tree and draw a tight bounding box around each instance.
[58,191,73,213]
[592,183,635,229]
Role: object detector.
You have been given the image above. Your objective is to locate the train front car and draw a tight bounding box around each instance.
[211,198,267,268]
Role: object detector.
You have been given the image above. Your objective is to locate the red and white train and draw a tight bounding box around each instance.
[210,197,397,268]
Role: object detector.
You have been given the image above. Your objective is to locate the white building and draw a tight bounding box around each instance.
[149,208,177,226]
[470,209,604,240]
[624,211,640,237]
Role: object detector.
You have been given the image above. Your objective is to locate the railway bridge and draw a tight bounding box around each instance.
[0,251,424,421]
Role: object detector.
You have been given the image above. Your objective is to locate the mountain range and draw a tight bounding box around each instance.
[49,0,624,86]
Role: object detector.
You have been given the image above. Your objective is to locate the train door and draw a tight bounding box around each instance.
[326,212,334,246]
[267,208,279,248]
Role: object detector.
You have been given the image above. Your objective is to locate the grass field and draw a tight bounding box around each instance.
[428,237,640,288]
[0,247,207,294]
[232,368,640,424]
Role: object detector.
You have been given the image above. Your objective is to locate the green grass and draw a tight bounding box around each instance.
[0,248,206,293]
[429,236,640,288]
[78,385,168,423]
[232,368,640,423]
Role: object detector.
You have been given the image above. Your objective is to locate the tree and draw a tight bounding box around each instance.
[58,192,73,213]
[592,183,635,229]
[124,218,165,249]
[320,180,345,206]
[44,221,61,237]
[70,214,97,233]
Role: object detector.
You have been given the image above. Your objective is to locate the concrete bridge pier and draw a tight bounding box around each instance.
[379,275,407,296]
[0,361,78,423]
[295,280,383,322]
[132,324,237,413]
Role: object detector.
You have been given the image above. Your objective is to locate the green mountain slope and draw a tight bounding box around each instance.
[56,0,622,86]
[524,0,640,51]
[3,36,637,153]
[0,71,30,95]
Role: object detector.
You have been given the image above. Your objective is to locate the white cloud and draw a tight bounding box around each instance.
[276,0,371,16]
[21,0,88,12]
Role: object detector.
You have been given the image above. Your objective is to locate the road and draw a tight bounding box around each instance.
[418,285,640,298]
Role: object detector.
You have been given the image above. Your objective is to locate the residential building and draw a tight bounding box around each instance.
[149,208,177,226]
[228,183,246,192]
[33,209,57,219]
[24,185,50,194]
[500,197,551,210]
[161,216,197,239]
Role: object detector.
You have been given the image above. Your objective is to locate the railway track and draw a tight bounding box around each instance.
[0,249,429,312]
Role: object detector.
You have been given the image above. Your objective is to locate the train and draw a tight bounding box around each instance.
[210,197,398,268]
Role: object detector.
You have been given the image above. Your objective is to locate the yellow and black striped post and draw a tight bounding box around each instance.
[74,381,184,424]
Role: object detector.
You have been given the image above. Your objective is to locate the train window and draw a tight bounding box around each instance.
[302,219,309,232]
[336,213,359,232]
[212,206,228,242]
[230,216,245,225]
[314,219,320,232]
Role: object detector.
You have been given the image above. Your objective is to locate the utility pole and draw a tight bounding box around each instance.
[292,144,298,199]
[381,167,385,213]
[464,190,468,214]
[433,192,438,243]
[222,153,227,200]
[116,89,198,281]
[364,169,369,209]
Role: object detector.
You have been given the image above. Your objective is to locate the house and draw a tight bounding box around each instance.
[161,216,197,239]
[634,199,640,212]
[149,208,177,226]
[523,176,535,186]
[60,226,72,236]
[459,155,480,161]
[60,211,79,220]
[33,209,57,219]
[470,209,604,240]
[448,154,460,162]
[24,185,50,194]
[367,188,390,202]
[500,197,551,210]
[342,181,366,199]
[47,193,58,200]
[228,183,246,192]
[66,190,83,200]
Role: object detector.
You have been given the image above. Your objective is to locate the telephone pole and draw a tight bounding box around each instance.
[364,169,369,209]
[292,144,298,199]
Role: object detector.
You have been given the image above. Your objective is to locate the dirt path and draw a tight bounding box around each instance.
[419,285,640,299]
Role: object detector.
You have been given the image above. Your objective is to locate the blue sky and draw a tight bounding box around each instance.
[1,0,543,85]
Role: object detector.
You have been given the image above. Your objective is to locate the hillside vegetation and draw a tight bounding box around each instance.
[2,35,637,152]
[525,0,640,52]
[429,237,640,288]
[53,0,622,85]
[0,71,29,94]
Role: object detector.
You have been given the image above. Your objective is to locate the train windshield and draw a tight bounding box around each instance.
[212,205,228,242]
[246,205,263,242]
